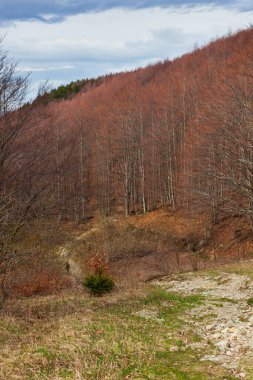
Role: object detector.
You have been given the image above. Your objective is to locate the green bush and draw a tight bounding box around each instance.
[83,269,115,296]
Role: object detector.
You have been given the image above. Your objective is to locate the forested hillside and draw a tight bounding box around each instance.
[29,27,253,223]
[0,27,253,302]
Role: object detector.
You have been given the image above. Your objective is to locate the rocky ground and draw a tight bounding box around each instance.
[155,268,253,379]
[56,223,253,379]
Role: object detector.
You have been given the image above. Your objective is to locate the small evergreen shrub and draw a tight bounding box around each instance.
[83,268,115,296]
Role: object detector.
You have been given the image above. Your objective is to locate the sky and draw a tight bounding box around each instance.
[0,0,252,99]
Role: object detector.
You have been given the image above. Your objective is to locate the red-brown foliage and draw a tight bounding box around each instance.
[5,27,253,225]
[14,271,72,297]
[86,252,109,275]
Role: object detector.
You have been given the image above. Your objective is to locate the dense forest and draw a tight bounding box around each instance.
[0,26,253,260]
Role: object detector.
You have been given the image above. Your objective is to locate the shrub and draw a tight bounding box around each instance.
[15,272,72,297]
[83,268,115,296]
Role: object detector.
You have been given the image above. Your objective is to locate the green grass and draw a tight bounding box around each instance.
[247,297,253,305]
[0,285,240,380]
[143,288,204,306]
[216,297,238,304]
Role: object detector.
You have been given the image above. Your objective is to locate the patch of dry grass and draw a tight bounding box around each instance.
[0,284,239,380]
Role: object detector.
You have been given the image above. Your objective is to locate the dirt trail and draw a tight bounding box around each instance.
[57,228,98,284]
[156,268,253,379]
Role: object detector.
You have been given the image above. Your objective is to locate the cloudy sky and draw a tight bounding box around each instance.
[0,0,252,98]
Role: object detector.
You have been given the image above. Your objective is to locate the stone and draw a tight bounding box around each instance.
[248,315,253,324]
[169,346,179,352]
[155,268,253,377]
[201,355,220,363]
[217,340,229,351]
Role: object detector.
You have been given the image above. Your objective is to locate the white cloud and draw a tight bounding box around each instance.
[19,64,75,72]
[0,6,252,94]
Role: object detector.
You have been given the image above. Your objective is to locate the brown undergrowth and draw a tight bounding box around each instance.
[2,208,253,305]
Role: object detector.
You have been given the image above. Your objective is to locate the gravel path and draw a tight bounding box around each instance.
[156,270,253,379]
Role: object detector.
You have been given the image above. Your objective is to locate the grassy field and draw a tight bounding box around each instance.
[0,281,240,380]
[2,211,253,380]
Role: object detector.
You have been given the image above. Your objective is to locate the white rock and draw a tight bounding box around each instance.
[201,355,220,363]
[222,327,229,335]
[217,341,229,351]
[169,346,179,352]
[248,316,253,324]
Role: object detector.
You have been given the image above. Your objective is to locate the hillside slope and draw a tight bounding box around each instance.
[1,27,253,310]
[30,27,253,224]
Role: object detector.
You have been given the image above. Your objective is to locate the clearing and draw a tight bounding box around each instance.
[1,260,253,379]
